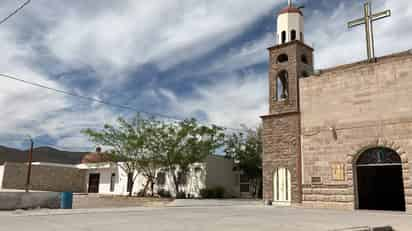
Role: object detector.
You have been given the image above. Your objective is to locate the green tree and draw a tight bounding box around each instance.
[153,119,225,197]
[225,126,262,198]
[82,114,161,197]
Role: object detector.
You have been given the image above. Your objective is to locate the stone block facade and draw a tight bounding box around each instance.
[262,41,313,204]
[299,51,412,211]
[262,42,412,211]
[262,113,301,203]
[268,41,313,115]
[2,162,87,192]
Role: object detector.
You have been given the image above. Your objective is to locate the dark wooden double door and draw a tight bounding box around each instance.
[356,147,406,211]
[88,173,100,193]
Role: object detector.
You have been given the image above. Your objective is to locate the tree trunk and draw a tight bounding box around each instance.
[254,177,262,199]
[142,179,150,197]
[171,171,180,196]
[151,181,155,197]
[128,181,134,197]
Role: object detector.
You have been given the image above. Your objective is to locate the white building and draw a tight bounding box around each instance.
[79,155,242,198]
[0,150,248,198]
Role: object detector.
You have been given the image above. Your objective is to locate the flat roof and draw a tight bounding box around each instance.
[313,50,412,76]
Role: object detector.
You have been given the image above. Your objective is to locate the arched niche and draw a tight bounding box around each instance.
[276,70,289,101]
[291,30,297,41]
[281,31,286,44]
[301,54,309,64]
[277,54,288,63]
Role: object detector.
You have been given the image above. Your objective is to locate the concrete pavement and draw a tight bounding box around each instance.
[0,204,411,230]
[167,199,263,207]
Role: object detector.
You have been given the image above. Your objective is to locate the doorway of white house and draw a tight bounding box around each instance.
[88,173,100,193]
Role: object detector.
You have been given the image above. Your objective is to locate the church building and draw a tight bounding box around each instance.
[261,1,412,212]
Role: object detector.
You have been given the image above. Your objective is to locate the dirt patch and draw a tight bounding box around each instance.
[73,194,173,209]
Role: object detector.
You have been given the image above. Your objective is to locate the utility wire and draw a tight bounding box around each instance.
[0,73,247,132]
[0,0,31,26]
[0,73,182,121]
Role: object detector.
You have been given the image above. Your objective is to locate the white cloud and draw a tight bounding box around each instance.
[306,0,412,69]
[37,0,284,78]
[200,33,274,76]
[162,0,412,130]
[0,16,119,150]
[0,0,411,150]
[160,72,268,129]
[0,0,283,149]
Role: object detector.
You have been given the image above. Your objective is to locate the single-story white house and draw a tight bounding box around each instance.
[0,148,253,198]
[79,155,241,198]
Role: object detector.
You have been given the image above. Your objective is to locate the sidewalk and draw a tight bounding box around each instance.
[167,199,263,207]
[0,205,410,231]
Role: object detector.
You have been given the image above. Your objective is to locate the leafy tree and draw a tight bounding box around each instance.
[82,114,161,197]
[152,119,225,196]
[225,126,262,198]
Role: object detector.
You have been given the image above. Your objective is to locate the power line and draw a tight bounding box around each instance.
[0,0,31,26]
[0,73,182,121]
[0,73,247,132]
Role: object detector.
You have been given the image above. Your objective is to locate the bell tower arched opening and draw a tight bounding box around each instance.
[276,71,289,101]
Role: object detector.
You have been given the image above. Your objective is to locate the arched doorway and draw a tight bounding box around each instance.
[355,147,406,211]
[273,168,291,204]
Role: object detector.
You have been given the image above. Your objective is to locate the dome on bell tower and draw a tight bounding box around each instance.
[276,0,304,44]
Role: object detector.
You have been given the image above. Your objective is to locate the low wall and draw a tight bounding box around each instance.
[2,162,86,192]
[0,192,60,210]
[0,165,4,190]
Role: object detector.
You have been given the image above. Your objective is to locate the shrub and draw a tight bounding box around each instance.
[137,189,146,197]
[200,187,226,199]
[176,191,186,199]
[214,186,225,199]
[200,188,212,198]
[157,189,171,198]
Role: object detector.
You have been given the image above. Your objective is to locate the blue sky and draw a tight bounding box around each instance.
[0,0,411,151]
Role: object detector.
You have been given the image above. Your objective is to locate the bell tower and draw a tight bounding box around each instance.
[277,0,304,44]
[261,0,314,205]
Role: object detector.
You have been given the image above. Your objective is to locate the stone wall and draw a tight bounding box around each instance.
[262,41,314,204]
[0,192,60,210]
[300,51,412,210]
[268,41,313,115]
[262,113,301,203]
[2,162,87,192]
[0,165,4,190]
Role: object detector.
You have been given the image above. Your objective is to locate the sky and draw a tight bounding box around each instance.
[0,0,411,151]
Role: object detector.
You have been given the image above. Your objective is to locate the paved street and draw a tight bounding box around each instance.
[0,202,411,231]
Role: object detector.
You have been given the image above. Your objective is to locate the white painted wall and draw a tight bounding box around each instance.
[83,163,206,197]
[277,12,304,44]
[83,163,130,195]
[0,165,4,190]
[81,156,238,198]
[154,163,207,197]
